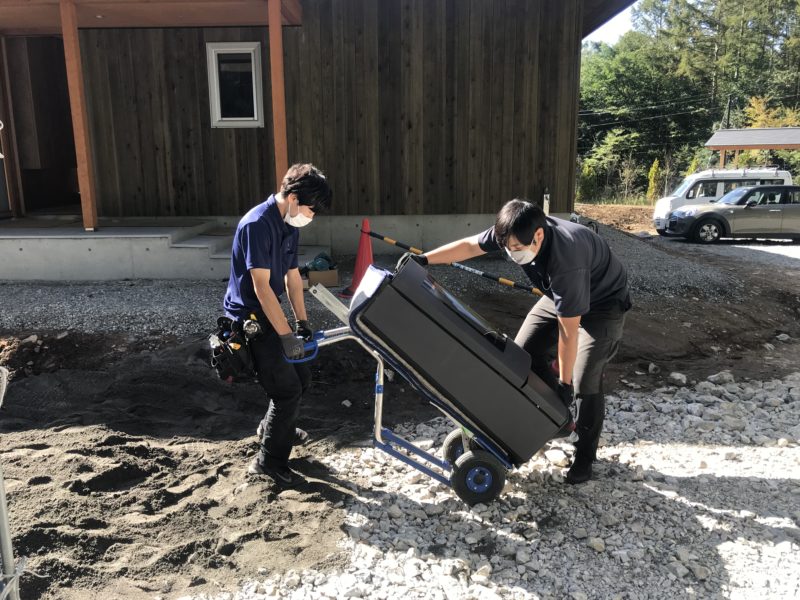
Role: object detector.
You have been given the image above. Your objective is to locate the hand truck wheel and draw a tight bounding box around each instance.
[451,450,506,506]
[442,428,477,465]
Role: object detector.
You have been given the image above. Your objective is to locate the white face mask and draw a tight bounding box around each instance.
[505,246,535,265]
[284,202,313,228]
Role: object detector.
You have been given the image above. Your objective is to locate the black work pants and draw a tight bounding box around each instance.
[249,328,311,465]
[514,295,627,459]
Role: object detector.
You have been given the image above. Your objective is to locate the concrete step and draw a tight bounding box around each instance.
[169,220,217,243]
[174,231,332,267]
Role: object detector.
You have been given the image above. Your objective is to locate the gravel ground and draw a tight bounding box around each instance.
[181,370,800,600]
[652,237,800,272]
[3,224,800,599]
[0,224,746,337]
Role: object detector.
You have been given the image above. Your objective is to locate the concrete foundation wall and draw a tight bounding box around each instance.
[0,236,226,281]
[239,212,573,255]
[0,213,574,281]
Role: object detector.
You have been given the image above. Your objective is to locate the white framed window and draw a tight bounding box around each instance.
[206,42,264,128]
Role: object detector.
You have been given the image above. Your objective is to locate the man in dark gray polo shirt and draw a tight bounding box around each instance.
[400,199,631,483]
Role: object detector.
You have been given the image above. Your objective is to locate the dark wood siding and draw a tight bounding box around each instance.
[80,27,276,217]
[78,0,582,217]
[284,0,582,215]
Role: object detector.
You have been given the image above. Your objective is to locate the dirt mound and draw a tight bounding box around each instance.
[575,203,655,235]
[0,338,434,598]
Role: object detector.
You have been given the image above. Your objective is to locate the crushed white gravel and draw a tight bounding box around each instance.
[0,223,746,337]
[180,370,800,600]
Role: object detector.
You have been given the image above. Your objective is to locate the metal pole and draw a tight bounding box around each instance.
[0,366,20,600]
[0,464,20,600]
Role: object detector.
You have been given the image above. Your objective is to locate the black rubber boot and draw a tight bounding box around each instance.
[566,393,606,484]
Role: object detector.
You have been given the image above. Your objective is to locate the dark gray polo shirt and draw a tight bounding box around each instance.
[478,217,630,317]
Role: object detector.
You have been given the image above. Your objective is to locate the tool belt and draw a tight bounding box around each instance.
[209,316,255,383]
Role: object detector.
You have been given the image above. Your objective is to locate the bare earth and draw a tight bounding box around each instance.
[1,209,799,599]
[575,202,657,235]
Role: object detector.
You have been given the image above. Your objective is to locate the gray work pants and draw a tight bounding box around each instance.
[514,295,627,394]
[514,295,627,458]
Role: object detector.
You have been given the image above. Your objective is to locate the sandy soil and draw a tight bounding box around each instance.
[575,203,657,235]
[1,219,799,599]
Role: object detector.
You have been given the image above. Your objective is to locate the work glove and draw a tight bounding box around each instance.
[556,379,575,409]
[395,252,428,272]
[295,319,314,342]
[279,333,305,360]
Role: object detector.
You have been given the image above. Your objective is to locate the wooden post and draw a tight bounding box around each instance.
[734,149,740,167]
[720,149,727,168]
[59,0,98,231]
[0,37,24,217]
[268,0,288,187]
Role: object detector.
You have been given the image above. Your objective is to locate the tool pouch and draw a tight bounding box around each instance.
[209,316,255,382]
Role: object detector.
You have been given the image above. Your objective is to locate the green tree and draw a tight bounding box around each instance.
[647,158,662,203]
[579,0,800,202]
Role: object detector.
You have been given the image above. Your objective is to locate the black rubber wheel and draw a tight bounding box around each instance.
[451,450,506,506]
[656,229,668,237]
[442,429,476,464]
[692,219,722,244]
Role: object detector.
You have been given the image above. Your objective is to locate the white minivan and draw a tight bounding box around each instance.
[652,168,793,234]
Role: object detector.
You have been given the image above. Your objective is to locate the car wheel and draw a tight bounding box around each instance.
[656,229,668,237]
[692,219,722,244]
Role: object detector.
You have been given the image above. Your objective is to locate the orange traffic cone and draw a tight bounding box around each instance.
[341,218,374,297]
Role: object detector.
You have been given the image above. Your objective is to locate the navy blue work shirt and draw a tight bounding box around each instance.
[223,195,299,321]
[478,217,630,318]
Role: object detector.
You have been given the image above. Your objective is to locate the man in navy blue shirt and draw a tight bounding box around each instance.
[224,163,332,487]
[400,200,631,484]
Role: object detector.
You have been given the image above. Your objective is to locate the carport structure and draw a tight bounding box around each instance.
[706,127,800,167]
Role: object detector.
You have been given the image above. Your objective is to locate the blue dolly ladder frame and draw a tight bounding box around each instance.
[288,325,514,503]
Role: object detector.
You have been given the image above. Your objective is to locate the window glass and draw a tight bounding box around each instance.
[206,42,263,128]
[759,179,785,185]
[748,190,781,206]
[671,180,693,197]
[786,191,800,205]
[719,187,750,205]
[723,180,759,193]
[218,53,255,119]
[687,181,718,199]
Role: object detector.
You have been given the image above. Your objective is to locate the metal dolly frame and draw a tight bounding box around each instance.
[306,285,512,505]
[0,366,22,600]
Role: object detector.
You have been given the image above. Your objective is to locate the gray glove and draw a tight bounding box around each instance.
[279,333,305,360]
[396,252,428,272]
[295,319,314,342]
[556,379,575,409]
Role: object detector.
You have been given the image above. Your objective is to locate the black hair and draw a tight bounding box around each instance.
[493,199,547,247]
[281,163,332,213]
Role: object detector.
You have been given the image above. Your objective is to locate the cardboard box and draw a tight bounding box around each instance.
[302,268,339,289]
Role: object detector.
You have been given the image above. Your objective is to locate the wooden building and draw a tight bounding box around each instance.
[0,0,633,230]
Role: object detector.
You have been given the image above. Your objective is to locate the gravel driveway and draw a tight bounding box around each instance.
[0,223,749,337]
[650,236,800,272]
[2,223,799,600]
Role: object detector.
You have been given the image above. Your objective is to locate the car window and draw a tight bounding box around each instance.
[719,187,750,205]
[723,179,760,193]
[686,181,718,199]
[671,180,693,197]
[747,190,781,206]
[785,190,800,204]
[759,179,785,185]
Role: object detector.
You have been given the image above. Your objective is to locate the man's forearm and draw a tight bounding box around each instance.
[255,284,292,336]
[424,235,485,265]
[285,270,307,322]
[557,316,581,385]
[557,336,579,385]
